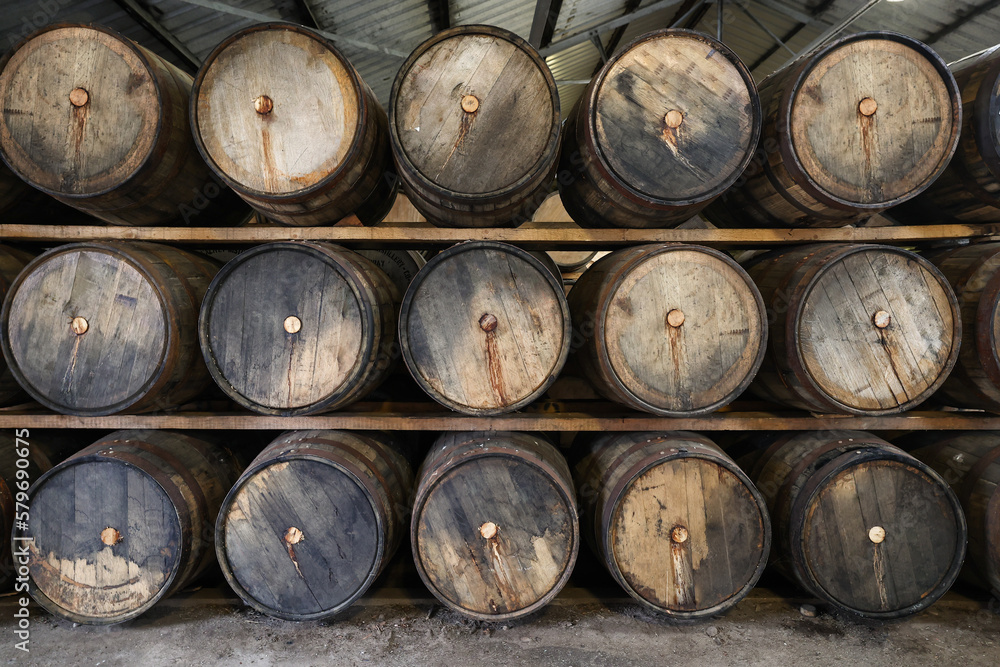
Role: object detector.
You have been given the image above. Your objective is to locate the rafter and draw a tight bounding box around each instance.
[925,0,1000,45]
[539,0,684,58]
[112,0,202,71]
[428,0,451,33]
[529,0,564,49]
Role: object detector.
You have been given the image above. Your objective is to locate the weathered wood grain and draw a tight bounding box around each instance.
[569,244,766,415]
[559,29,760,229]
[390,25,560,228]
[1,241,218,415]
[705,32,961,228]
[411,431,578,620]
[357,249,426,294]
[192,23,396,227]
[746,243,961,414]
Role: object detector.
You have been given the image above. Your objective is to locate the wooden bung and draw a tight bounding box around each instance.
[192,23,397,227]
[747,430,966,618]
[705,31,961,228]
[411,432,578,621]
[1,241,218,415]
[399,241,570,415]
[390,25,561,228]
[14,430,244,625]
[199,242,399,416]
[573,432,770,618]
[0,244,34,406]
[746,243,960,414]
[216,430,413,620]
[568,244,767,416]
[558,29,761,229]
[0,24,247,226]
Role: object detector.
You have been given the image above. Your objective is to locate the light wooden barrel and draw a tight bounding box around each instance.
[217,430,412,620]
[199,242,398,416]
[1,241,218,415]
[747,243,961,414]
[14,430,243,625]
[559,29,761,229]
[573,431,769,617]
[749,430,966,618]
[191,23,396,227]
[704,31,961,228]
[399,241,571,414]
[0,24,247,226]
[907,432,1000,594]
[390,25,560,228]
[0,163,28,212]
[357,249,426,294]
[569,244,766,415]
[531,193,599,271]
[0,245,33,405]
[411,431,578,621]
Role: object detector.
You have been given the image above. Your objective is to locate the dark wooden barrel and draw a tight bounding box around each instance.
[573,431,769,617]
[0,24,247,227]
[749,430,966,618]
[389,25,560,228]
[357,249,426,294]
[0,245,33,405]
[906,432,1000,594]
[569,244,766,415]
[1,241,218,415]
[191,23,396,227]
[559,29,761,229]
[399,241,571,414]
[747,243,960,414]
[13,430,243,624]
[216,430,412,620]
[411,431,578,621]
[0,163,28,212]
[199,242,398,416]
[704,32,961,228]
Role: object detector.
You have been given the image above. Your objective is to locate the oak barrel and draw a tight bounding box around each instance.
[191,23,396,227]
[390,25,560,228]
[704,31,961,228]
[1,241,218,415]
[217,430,413,620]
[199,242,398,416]
[573,431,769,617]
[531,192,599,271]
[747,243,961,414]
[0,245,33,405]
[569,244,766,415]
[749,430,965,618]
[558,29,761,229]
[357,249,426,294]
[399,241,571,414]
[411,431,578,621]
[0,24,247,226]
[14,430,243,624]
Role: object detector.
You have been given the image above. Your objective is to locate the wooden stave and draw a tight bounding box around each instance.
[410,431,579,621]
[705,31,961,229]
[0,23,247,227]
[15,429,243,625]
[558,29,762,229]
[568,243,767,416]
[746,243,962,415]
[388,25,561,229]
[190,23,397,228]
[216,430,413,620]
[198,241,399,416]
[0,241,219,415]
[572,431,770,618]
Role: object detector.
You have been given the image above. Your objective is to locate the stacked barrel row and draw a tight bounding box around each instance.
[9,23,1000,229]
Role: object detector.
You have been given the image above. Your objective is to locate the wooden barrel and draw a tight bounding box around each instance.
[548,251,598,273]
[1,241,218,415]
[411,431,578,620]
[573,431,769,617]
[13,430,243,624]
[558,29,761,229]
[0,24,247,227]
[0,245,33,405]
[191,23,396,227]
[749,430,966,618]
[747,243,960,414]
[357,249,426,294]
[569,244,766,415]
[217,430,412,620]
[200,242,398,416]
[907,432,1000,594]
[390,25,560,228]
[704,32,961,228]
[0,163,28,213]
[399,241,571,414]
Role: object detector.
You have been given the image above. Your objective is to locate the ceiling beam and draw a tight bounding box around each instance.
[112,0,202,71]
[529,0,564,49]
[780,0,884,69]
[925,0,1000,45]
[539,0,684,58]
[291,0,321,28]
[749,0,813,25]
[428,0,450,33]
[747,0,835,72]
[589,0,641,75]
